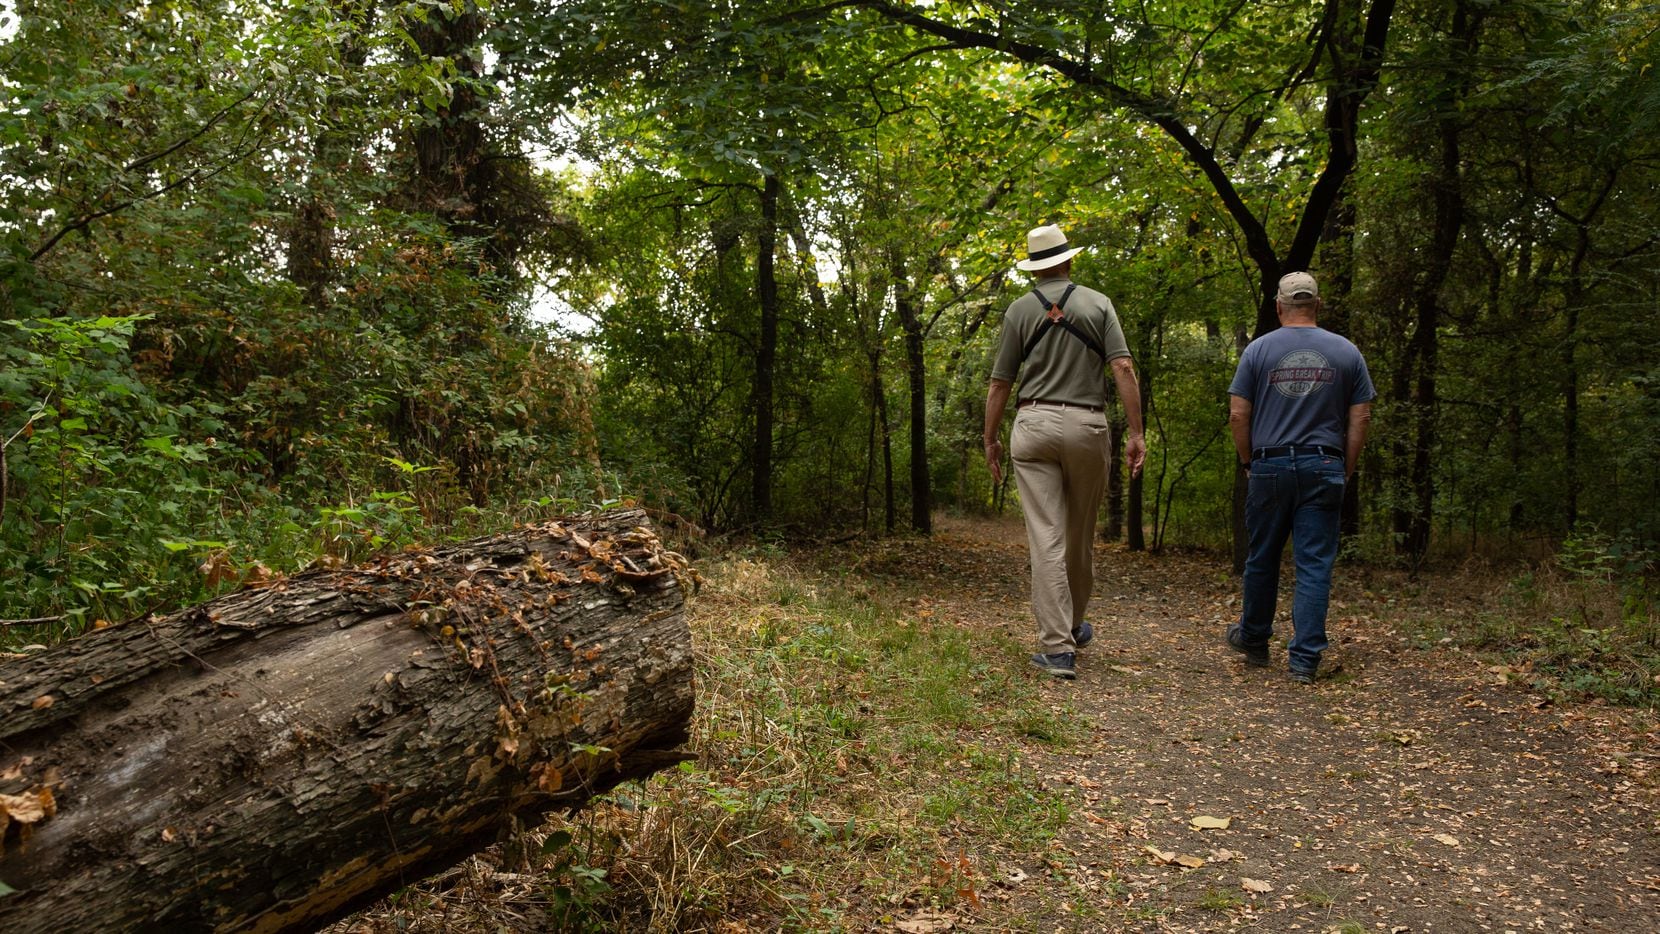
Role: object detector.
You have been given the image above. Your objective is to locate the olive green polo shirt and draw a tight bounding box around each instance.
[990,277,1131,407]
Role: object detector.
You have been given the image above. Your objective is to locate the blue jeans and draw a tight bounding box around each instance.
[1240,453,1345,673]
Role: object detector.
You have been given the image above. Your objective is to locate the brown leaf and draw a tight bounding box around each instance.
[1143,845,1176,864]
[1241,877,1274,894]
[1326,863,1364,873]
[1190,815,1231,830]
[538,764,563,793]
[30,695,53,710]
[894,910,956,933]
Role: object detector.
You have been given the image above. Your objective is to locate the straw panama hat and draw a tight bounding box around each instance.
[1016,224,1087,272]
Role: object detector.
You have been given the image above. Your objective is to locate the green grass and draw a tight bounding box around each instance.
[1195,888,1245,912]
[513,554,1086,929]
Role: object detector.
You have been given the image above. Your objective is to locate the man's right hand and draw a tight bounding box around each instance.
[1125,433,1147,477]
[985,438,1004,485]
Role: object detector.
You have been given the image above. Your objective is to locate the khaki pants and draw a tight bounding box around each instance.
[1011,404,1111,653]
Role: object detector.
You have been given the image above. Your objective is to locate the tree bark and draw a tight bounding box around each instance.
[752,173,781,526]
[0,509,694,934]
[892,258,932,535]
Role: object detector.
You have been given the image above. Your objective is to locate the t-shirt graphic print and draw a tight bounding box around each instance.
[1269,350,1337,399]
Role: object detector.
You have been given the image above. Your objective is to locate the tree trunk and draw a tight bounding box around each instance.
[892,259,931,534]
[1126,363,1152,552]
[0,510,693,934]
[752,173,781,526]
[1104,410,1126,542]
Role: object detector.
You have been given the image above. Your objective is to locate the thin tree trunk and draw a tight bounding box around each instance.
[752,173,780,525]
[1127,366,1151,552]
[1105,410,1126,542]
[892,258,931,534]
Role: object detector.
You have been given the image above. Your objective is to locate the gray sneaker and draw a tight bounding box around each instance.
[1030,652,1076,680]
[1226,623,1269,667]
[1071,621,1093,650]
[1288,666,1317,685]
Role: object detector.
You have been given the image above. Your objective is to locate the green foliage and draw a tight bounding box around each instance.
[0,0,601,635]
[4,0,1658,650]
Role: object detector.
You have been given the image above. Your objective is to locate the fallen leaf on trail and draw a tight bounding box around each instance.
[1190,815,1231,830]
[1210,848,1241,862]
[1145,798,1170,806]
[30,695,52,710]
[1326,863,1364,873]
[1433,833,1460,847]
[1109,665,1140,675]
[894,910,955,933]
[1173,854,1206,868]
[1003,868,1028,885]
[1144,845,1177,864]
[1242,877,1274,894]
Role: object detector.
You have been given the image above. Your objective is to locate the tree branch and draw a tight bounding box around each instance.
[30,89,280,262]
[852,0,1280,282]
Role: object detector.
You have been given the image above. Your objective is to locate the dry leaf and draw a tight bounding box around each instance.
[1433,833,1460,847]
[1173,854,1207,868]
[894,910,955,933]
[1190,815,1231,830]
[30,695,53,710]
[539,765,563,793]
[0,792,45,826]
[1144,845,1177,864]
[1241,877,1274,894]
[1326,863,1364,873]
[1210,848,1241,862]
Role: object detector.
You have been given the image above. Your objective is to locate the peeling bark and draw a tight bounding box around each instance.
[0,509,694,934]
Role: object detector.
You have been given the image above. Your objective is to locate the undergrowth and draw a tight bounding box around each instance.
[1399,529,1659,708]
[344,551,1081,932]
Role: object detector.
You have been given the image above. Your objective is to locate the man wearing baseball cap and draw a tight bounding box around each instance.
[984,224,1146,680]
[1226,271,1375,683]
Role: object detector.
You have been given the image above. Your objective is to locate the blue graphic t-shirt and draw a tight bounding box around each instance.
[1228,326,1375,452]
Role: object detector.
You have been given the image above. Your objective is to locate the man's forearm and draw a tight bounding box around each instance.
[1111,359,1144,436]
[984,379,1012,442]
[1344,403,1372,477]
[1231,421,1253,465]
[1228,396,1253,465]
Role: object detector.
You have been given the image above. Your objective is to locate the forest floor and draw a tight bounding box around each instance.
[344,513,1657,933]
[831,515,1659,931]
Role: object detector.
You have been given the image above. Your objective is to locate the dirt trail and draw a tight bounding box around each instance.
[867,516,1658,932]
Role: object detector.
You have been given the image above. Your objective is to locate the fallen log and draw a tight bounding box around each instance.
[0,508,695,934]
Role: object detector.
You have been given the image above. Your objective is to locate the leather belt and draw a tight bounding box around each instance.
[1018,398,1103,412]
[1253,444,1344,460]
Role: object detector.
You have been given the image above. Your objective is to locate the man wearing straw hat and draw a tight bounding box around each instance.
[984,223,1146,680]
